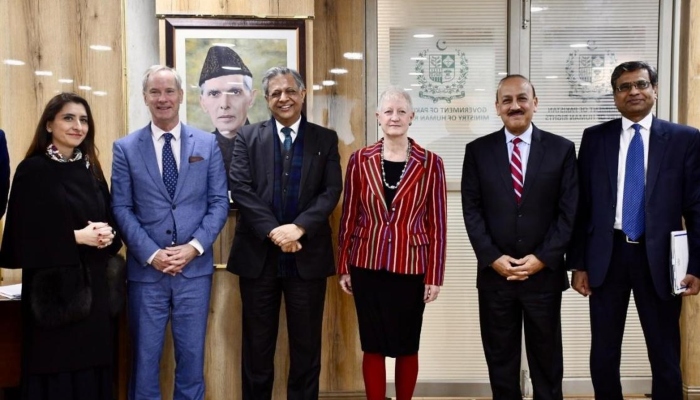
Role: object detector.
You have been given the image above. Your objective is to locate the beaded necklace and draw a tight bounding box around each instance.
[381,141,411,189]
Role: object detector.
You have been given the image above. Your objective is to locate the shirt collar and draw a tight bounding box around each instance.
[275,117,302,135]
[504,124,533,145]
[151,121,182,141]
[622,113,653,133]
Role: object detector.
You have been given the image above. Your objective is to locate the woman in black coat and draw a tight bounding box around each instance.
[1,93,121,400]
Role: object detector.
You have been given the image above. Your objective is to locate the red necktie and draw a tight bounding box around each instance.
[510,137,523,204]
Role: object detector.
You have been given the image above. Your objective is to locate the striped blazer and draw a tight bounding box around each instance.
[337,138,447,285]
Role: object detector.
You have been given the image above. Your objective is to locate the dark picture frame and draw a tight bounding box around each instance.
[164,17,306,131]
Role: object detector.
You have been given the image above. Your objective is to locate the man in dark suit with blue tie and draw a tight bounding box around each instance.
[111,65,229,399]
[227,66,342,400]
[570,61,700,400]
[462,75,578,400]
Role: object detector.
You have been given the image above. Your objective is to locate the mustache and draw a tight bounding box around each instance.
[507,110,525,116]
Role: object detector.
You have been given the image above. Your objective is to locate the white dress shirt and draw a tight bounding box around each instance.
[275,117,302,144]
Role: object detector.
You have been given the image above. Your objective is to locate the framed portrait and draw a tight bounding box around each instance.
[165,17,306,133]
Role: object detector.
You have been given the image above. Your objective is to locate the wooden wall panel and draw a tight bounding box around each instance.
[679,0,700,397]
[0,0,125,280]
[312,0,367,396]
[155,0,314,18]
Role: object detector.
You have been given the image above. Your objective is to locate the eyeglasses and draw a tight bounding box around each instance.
[615,80,652,93]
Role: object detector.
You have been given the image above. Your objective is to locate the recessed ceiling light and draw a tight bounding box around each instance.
[545,76,558,79]
[322,80,336,86]
[531,6,548,12]
[330,68,348,74]
[474,88,485,91]
[410,57,427,61]
[413,34,434,38]
[570,43,588,48]
[35,71,53,76]
[58,78,74,84]
[313,85,322,90]
[3,59,25,66]
[343,52,363,60]
[93,91,108,96]
[78,85,92,91]
[89,45,112,51]
[409,72,422,76]
[498,72,508,76]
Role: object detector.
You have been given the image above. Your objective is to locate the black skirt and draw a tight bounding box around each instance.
[350,266,426,357]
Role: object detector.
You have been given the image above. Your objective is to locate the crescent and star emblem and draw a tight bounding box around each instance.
[436,40,447,50]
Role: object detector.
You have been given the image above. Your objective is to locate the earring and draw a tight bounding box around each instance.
[409,122,412,126]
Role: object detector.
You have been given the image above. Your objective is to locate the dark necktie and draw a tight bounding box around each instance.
[622,123,645,240]
[162,133,178,199]
[510,137,524,204]
[281,127,293,151]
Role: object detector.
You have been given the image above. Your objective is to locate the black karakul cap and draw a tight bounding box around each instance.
[199,46,252,86]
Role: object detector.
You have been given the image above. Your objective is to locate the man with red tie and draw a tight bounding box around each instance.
[461,74,578,400]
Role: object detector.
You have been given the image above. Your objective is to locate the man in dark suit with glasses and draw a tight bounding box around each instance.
[570,60,700,400]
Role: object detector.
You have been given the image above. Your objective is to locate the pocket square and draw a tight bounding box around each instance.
[189,156,204,163]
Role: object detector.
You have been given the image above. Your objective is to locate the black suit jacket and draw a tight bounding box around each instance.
[0,130,9,218]
[227,116,342,279]
[461,125,578,292]
[569,117,700,300]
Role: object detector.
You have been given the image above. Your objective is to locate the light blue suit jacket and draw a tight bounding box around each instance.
[111,123,229,283]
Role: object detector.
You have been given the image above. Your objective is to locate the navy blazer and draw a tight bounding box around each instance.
[462,125,578,292]
[227,117,342,280]
[569,117,700,300]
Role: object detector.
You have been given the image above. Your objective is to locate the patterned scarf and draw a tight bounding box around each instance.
[46,144,90,168]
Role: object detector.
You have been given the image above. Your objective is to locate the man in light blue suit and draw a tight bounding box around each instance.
[112,65,229,400]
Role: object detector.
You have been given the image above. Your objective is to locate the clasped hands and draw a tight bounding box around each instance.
[492,254,545,281]
[75,221,115,249]
[152,244,198,276]
[269,224,305,253]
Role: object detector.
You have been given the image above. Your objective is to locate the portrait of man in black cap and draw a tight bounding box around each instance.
[199,45,257,182]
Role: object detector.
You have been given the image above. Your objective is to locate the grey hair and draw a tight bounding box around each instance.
[377,86,414,113]
[262,67,305,96]
[200,75,254,95]
[142,65,183,93]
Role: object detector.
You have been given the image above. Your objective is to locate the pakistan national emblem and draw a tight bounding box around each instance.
[417,40,468,103]
[566,41,617,101]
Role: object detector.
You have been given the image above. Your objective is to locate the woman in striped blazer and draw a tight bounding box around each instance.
[337,86,447,400]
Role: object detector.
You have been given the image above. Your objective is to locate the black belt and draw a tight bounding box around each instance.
[614,229,644,245]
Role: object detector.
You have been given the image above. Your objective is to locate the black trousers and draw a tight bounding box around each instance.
[478,287,563,400]
[238,251,328,400]
[589,231,682,400]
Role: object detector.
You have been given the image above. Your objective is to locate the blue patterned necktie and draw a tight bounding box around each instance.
[622,123,645,240]
[281,127,293,151]
[162,133,178,199]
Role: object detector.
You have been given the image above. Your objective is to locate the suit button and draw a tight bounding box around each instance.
[518,214,522,217]
[166,230,172,234]
[388,238,392,243]
[172,205,176,210]
[517,239,522,242]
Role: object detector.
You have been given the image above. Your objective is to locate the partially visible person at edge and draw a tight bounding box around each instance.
[0,92,121,400]
[111,65,229,400]
[227,66,342,400]
[462,75,577,400]
[569,60,700,400]
[337,86,447,400]
[0,129,9,218]
[198,45,257,205]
